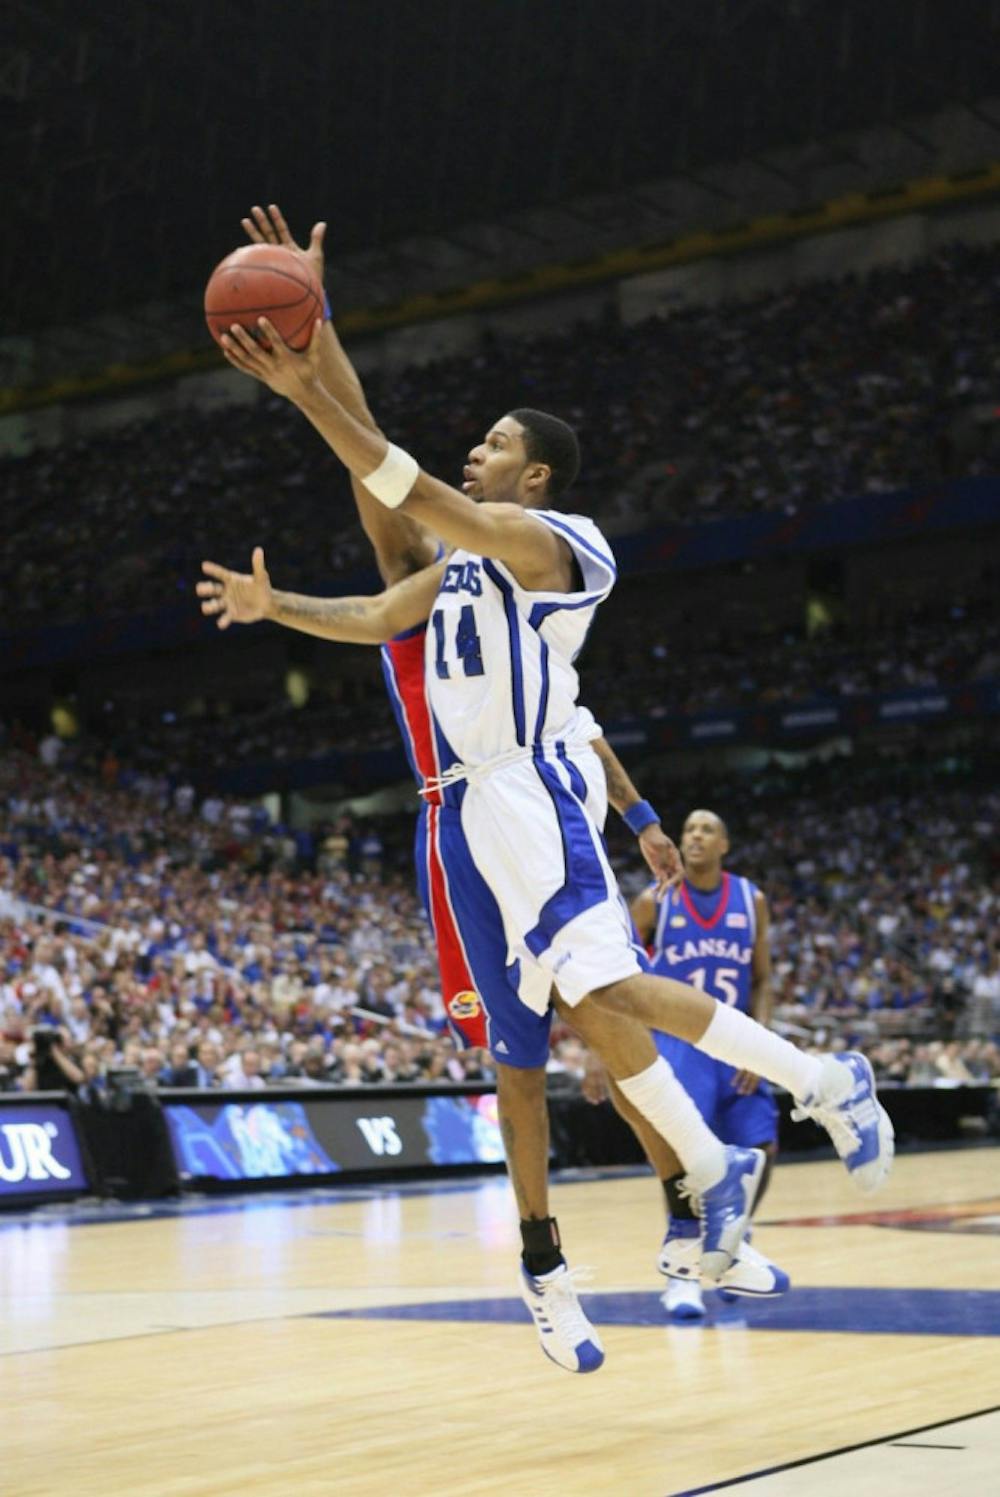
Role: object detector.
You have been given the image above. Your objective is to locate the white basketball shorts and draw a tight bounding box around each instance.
[456,741,643,1013]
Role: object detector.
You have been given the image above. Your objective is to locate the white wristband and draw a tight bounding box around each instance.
[362,442,419,508]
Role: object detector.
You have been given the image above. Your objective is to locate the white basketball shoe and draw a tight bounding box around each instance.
[717,1236,790,1300]
[660,1219,789,1308]
[792,1052,894,1194]
[657,1222,706,1320]
[520,1263,605,1373]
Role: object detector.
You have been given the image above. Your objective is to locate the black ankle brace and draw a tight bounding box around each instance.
[664,1173,698,1221]
[520,1215,564,1276]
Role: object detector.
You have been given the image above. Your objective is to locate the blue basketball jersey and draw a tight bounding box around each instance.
[650,872,759,1014]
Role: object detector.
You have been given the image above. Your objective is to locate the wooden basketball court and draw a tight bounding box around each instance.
[3,1145,999,1496]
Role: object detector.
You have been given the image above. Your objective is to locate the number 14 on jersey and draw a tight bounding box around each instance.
[432,606,484,679]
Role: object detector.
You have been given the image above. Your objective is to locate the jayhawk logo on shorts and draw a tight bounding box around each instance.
[448,990,482,1020]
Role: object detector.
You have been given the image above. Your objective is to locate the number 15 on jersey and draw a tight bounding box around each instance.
[688,966,740,1006]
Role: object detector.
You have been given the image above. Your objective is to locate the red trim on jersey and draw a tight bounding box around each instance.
[425,803,488,1049]
[384,628,441,805]
[680,871,731,930]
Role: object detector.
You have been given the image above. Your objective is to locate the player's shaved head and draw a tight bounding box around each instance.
[680,810,730,877]
[507,408,580,497]
[684,808,728,839]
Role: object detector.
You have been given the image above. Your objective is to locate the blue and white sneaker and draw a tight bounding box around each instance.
[520,1263,605,1373]
[717,1237,791,1301]
[792,1052,894,1195]
[663,1276,706,1320]
[656,1217,701,1280]
[696,1146,764,1281]
[657,1220,706,1320]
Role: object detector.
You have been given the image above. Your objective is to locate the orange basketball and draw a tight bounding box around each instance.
[204,243,323,351]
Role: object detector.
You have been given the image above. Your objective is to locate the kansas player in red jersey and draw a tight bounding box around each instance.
[628,809,787,1318]
[202,204,684,1377]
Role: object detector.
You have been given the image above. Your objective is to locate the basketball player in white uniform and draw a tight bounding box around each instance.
[216,309,894,1364]
[207,204,689,1378]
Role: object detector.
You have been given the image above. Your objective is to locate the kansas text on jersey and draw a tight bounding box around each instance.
[651,872,759,1014]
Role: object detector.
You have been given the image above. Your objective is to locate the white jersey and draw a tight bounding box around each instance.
[424,510,616,770]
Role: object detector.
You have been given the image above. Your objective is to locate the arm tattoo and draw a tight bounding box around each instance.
[272,592,370,625]
[603,759,632,813]
[594,741,637,815]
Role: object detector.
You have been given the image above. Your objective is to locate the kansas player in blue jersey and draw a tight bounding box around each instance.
[629,808,787,1319]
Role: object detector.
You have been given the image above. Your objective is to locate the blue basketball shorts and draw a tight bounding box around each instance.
[654,1029,779,1147]
[415,803,552,1069]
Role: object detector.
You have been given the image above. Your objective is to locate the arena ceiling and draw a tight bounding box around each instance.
[3,0,1000,348]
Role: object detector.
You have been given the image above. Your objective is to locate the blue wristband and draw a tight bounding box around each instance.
[623,800,660,835]
[323,291,332,321]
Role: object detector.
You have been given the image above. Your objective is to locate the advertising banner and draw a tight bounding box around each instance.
[0,1103,89,1199]
[164,1092,503,1182]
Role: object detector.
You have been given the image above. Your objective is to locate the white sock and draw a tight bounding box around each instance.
[617,1056,727,1191]
[698,1005,823,1100]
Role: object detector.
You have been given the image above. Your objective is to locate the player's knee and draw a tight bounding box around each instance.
[558,993,611,1043]
[582,976,638,1017]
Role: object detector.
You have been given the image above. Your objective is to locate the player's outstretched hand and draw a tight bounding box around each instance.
[581,1055,610,1107]
[220,317,323,403]
[638,825,684,899]
[241,203,326,287]
[731,1069,762,1096]
[197,547,273,630]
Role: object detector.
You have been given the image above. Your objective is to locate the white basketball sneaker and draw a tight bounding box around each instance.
[661,1220,789,1305]
[657,1219,706,1320]
[657,1218,701,1279]
[520,1263,605,1373]
[662,1276,706,1320]
[791,1052,894,1194]
[717,1236,790,1300]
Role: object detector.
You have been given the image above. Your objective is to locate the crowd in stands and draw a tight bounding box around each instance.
[4,239,999,634]
[4,232,1000,1105]
[1,742,997,1100]
[583,575,1000,728]
[13,566,998,795]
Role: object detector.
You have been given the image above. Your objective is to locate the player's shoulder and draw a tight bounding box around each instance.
[529,510,618,597]
[725,869,765,904]
[532,509,616,566]
[740,874,767,906]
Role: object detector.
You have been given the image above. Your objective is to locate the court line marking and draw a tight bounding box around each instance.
[0,1302,372,1360]
[316,1284,1000,1337]
[0,1325,218,1360]
[0,1285,523,1359]
[888,1442,966,1449]
[668,1402,1000,1495]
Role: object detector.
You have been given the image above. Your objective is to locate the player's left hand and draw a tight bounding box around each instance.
[220,317,323,404]
[241,203,327,287]
[731,1069,761,1095]
[197,547,273,629]
[581,1055,610,1106]
[637,824,684,898]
